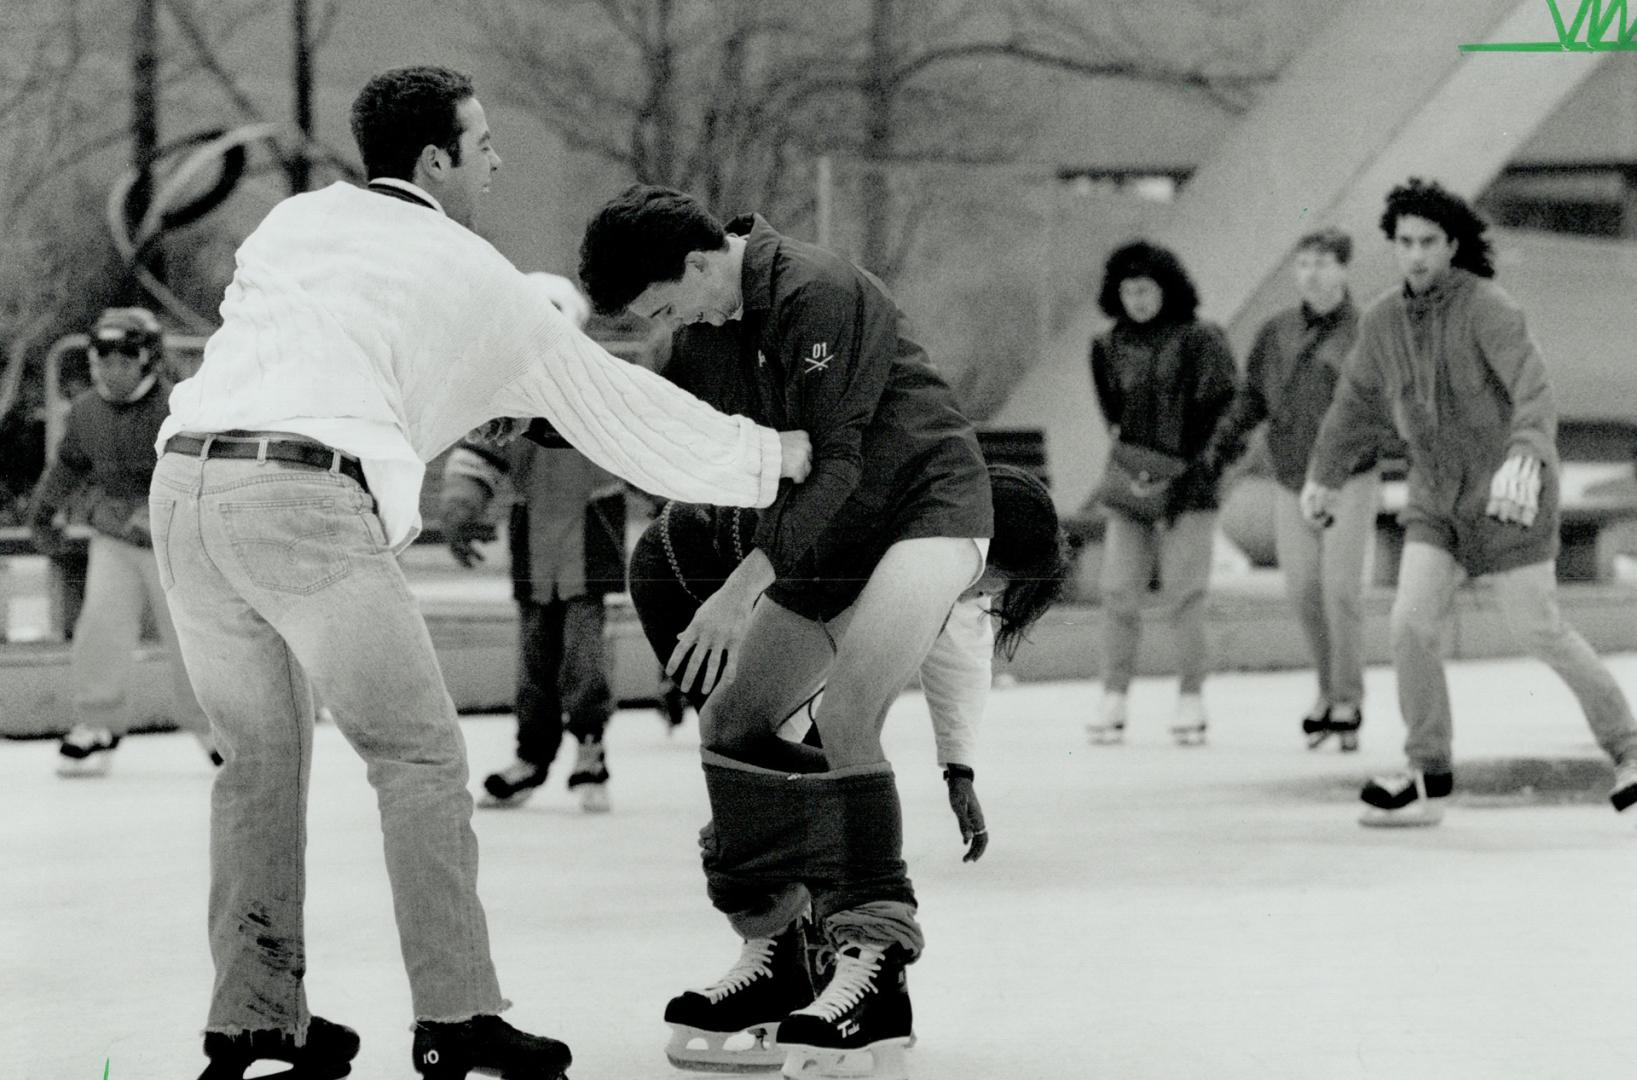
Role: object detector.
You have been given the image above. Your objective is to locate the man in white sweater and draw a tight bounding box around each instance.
[149,66,810,1080]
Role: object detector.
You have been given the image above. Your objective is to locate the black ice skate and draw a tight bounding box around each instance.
[196,1015,360,1079]
[480,759,548,808]
[665,924,816,1071]
[57,725,120,778]
[1304,706,1362,753]
[566,737,611,813]
[778,943,912,1080]
[1611,759,1637,813]
[1359,769,1452,827]
[411,1014,571,1080]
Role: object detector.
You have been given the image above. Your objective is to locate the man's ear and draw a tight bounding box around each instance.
[415,143,446,184]
[683,250,709,276]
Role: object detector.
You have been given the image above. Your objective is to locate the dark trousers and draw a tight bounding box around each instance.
[515,594,611,766]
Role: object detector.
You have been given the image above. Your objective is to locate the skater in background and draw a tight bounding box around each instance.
[1303,177,1637,827]
[1085,241,1237,746]
[440,274,624,813]
[27,307,215,776]
[151,67,809,1080]
[580,184,1003,1079]
[1201,228,1384,751]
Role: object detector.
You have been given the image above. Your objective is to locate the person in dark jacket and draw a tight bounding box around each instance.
[1204,228,1381,751]
[27,307,214,775]
[579,184,993,1076]
[1086,241,1236,746]
[438,273,625,813]
[1303,177,1637,826]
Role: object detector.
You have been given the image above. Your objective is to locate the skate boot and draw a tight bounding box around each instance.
[778,943,913,1080]
[665,924,816,1071]
[1328,705,1362,753]
[411,1014,571,1079]
[1170,693,1207,747]
[480,759,547,808]
[566,736,611,813]
[56,725,119,778]
[197,1015,360,1079]
[1610,759,1637,813]
[1359,769,1452,827]
[1086,690,1127,745]
[1301,703,1332,749]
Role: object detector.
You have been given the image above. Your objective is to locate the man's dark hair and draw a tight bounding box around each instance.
[578,185,728,315]
[1096,241,1201,323]
[985,465,1072,660]
[1294,227,1353,265]
[349,66,474,181]
[1380,177,1495,278]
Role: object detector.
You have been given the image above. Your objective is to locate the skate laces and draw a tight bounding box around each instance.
[701,937,777,1003]
[791,946,880,1021]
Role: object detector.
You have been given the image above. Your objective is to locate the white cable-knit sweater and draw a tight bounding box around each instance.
[157,182,781,547]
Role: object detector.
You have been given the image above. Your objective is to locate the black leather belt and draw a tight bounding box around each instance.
[165,432,369,492]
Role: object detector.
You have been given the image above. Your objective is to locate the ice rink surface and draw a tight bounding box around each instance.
[7,655,1637,1080]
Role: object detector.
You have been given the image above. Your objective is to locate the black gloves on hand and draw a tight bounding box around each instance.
[943,764,987,863]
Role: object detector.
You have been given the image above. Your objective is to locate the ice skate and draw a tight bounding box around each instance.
[1305,705,1361,752]
[56,725,119,778]
[778,943,912,1080]
[1610,759,1637,813]
[1328,706,1362,753]
[665,924,816,1071]
[1359,769,1451,827]
[1170,693,1207,747]
[480,758,547,808]
[196,1015,360,1079]
[567,736,611,813]
[411,1014,570,1080]
[1086,690,1126,745]
[1301,703,1332,749]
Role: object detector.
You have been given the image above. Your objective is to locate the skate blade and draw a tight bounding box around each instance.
[780,1039,909,1080]
[1085,727,1125,746]
[667,1024,784,1072]
[478,789,536,810]
[1358,803,1444,828]
[56,757,113,778]
[578,784,611,814]
[1170,727,1207,747]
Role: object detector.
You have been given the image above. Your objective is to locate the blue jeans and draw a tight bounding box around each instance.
[1099,510,1216,694]
[149,452,507,1038]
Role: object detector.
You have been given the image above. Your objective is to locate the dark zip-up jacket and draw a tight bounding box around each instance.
[1206,297,1382,492]
[1090,318,1237,514]
[670,215,991,589]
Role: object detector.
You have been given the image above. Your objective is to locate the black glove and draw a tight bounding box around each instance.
[447,518,498,568]
[943,764,987,863]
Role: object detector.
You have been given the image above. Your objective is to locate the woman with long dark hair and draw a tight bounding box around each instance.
[1086,241,1236,745]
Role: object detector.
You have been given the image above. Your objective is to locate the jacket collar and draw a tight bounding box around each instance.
[726,213,781,316]
[366,178,445,216]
